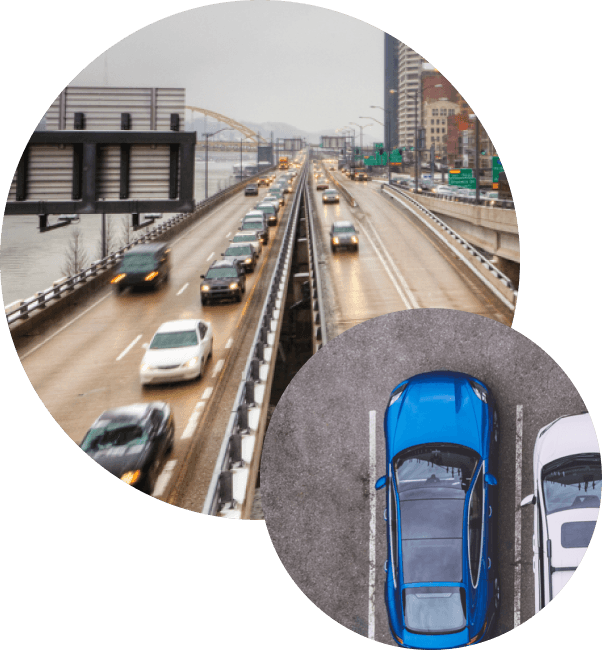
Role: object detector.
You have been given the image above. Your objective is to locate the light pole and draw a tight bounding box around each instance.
[469,114,481,203]
[407,92,420,192]
[367,107,391,183]
[202,127,232,199]
[345,126,356,170]
[350,122,371,156]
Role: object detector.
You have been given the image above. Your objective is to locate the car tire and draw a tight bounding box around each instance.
[354,245,359,252]
[201,297,208,306]
[331,245,336,253]
[236,290,242,303]
[208,342,213,359]
[198,359,204,381]
[166,428,175,455]
[114,286,124,294]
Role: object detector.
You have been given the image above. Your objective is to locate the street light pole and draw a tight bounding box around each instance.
[203,127,233,199]
[367,107,391,183]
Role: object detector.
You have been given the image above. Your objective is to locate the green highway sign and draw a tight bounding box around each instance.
[390,149,403,163]
[374,142,384,149]
[449,168,475,188]
[492,156,503,182]
[449,168,473,178]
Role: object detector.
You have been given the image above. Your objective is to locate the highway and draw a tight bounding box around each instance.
[260,309,586,644]
[308,164,513,338]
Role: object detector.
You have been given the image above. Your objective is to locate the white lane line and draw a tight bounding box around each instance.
[176,282,189,296]
[152,459,178,497]
[19,292,112,361]
[206,252,215,262]
[226,338,233,349]
[226,231,231,238]
[116,334,142,361]
[514,404,524,628]
[180,401,207,439]
[211,359,225,378]
[368,410,377,640]
[201,387,213,400]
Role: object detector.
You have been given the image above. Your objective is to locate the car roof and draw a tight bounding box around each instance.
[96,403,151,422]
[332,220,354,227]
[210,259,240,269]
[155,319,201,333]
[245,210,264,217]
[125,243,168,254]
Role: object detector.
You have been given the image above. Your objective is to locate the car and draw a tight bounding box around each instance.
[329,166,335,170]
[81,402,175,494]
[265,189,285,207]
[254,201,278,226]
[330,221,359,252]
[316,179,329,190]
[375,371,500,648]
[240,211,269,244]
[200,259,246,305]
[262,195,281,212]
[353,171,368,181]
[222,243,257,273]
[521,412,601,613]
[111,243,170,293]
[244,183,259,196]
[322,189,340,204]
[257,177,270,187]
[140,319,213,386]
[231,231,263,256]
[435,185,457,197]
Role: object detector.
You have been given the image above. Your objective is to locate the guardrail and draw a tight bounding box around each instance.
[383,183,517,310]
[202,161,309,518]
[391,180,514,210]
[5,167,276,326]
[319,162,356,207]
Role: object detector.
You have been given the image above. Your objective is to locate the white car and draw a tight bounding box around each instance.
[230,232,262,255]
[435,185,456,197]
[521,412,601,612]
[140,319,213,386]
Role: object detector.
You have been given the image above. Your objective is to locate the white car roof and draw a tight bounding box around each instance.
[534,413,599,471]
[245,210,264,218]
[155,319,202,333]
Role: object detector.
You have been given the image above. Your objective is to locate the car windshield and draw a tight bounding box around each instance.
[120,253,156,273]
[394,444,480,495]
[542,453,601,515]
[403,586,466,635]
[246,184,257,189]
[205,268,238,279]
[82,417,148,451]
[325,191,337,195]
[233,235,256,243]
[333,226,355,233]
[150,330,198,349]
[225,246,252,256]
[241,223,262,231]
[257,204,275,212]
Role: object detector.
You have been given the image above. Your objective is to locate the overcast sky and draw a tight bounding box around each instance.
[71,1,385,136]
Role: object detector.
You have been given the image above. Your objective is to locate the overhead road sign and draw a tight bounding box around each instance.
[449,168,476,188]
[321,136,347,149]
[492,156,504,182]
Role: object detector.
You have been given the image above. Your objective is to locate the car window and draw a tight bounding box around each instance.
[388,479,399,586]
[403,586,466,635]
[225,246,252,256]
[468,466,484,586]
[233,235,256,243]
[205,268,238,279]
[241,223,263,231]
[120,253,157,273]
[150,330,199,349]
[333,226,355,234]
[198,323,207,338]
[82,418,148,452]
[542,453,601,515]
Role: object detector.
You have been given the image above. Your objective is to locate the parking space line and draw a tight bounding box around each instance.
[176,282,189,296]
[514,404,524,628]
[368,410,377,640]
[152,459,178,497]
[206,252,215,262]
[116,334,142,361]
[212,359,225,378]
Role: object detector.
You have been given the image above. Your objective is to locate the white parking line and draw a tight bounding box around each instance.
[176,282,189,296]
[206,252,215,262]
[202,387,213,400]
[514,404,524,628]
[212,359,225,378]
[116,334,142,361]
[226,338,233,349]
[368,410,377,640]
[152,459,178,497]
[180,401,207,439]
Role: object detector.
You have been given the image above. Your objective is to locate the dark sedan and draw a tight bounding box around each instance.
[244,183,259,196]
[81,402,174,494]
[222,244,257,273]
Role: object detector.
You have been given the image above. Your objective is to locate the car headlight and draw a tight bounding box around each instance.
[111,273,126,284]
[201,284,210,292]
[332,237,339,244]
[121,470,141,485]
[389,383,408,406]
[351,236,358,243]
[183,356,199,368]
[470,380,488,402]
[229,282,239,290]
[140,362,152,372]
[245,258,252,264]
[145,271,159,281]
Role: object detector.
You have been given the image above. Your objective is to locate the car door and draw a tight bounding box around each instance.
[467,466,485,626]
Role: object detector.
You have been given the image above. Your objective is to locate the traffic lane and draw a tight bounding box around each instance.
[336,176,512,325]
[309,182,408,336]
[261,309,586,644]
[19,185,289,456]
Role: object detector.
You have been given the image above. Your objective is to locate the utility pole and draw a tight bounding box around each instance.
[475,117,480,202]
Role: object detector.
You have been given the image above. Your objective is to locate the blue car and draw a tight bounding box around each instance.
[375,371,500,648]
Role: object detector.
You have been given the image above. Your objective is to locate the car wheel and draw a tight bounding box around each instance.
[208,341,213,359]
[331,245,336,253]
[236,290,242,302]
[198,359,204,380]
[355,245,359,252]
[166,428,175,455]
[201,296,207,306]
[114,286,124,294]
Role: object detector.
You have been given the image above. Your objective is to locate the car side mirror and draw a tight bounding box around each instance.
[221,252,225,256]
[375,476,386,490]
[485,473,498,486]
[200,275,205,279]
[521,494,536,507]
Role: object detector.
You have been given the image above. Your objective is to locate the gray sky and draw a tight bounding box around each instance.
[71,1,385,136]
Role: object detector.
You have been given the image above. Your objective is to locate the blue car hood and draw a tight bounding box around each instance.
[386,372,486,458]
[402,627,469,649]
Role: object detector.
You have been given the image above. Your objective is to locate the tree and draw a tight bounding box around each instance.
[61,227,89,277]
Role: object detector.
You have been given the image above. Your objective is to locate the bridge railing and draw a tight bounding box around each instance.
[5,167,276,326]
[390,180,515,210]
[202,162,309,518]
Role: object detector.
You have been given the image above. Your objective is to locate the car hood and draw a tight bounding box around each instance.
[143,345,200,366]
[385,372,487,458]
[534,413,598,472]
[86,443,150,477]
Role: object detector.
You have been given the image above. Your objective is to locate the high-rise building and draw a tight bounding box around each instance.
[384,33,400,150]
[396,42,425,148]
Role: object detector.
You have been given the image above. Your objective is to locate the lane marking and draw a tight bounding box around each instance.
[176,282,189,296]
[368,410,377,640]
[201,387,213,400]
[514,404,524,628]
[19,292,112,361]
[206,252,215,262]
[226,338,233,349]
[226,231,231,238]
[152,459,178,497]
[212,359,225,378]
[180,401,207,439]
[116,334,142,361]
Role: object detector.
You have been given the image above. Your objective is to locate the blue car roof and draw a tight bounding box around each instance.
[385,371,488,458]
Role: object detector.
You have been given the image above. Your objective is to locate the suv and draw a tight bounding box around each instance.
[231,232,262,256]
[241,211,269,244]
[244,183,259,196]
[111,243,170,293]
[330,221,359,252]
[254,202,278,226]
[200,260,246,305]
[257,177,270,187]
[222,243,257,273]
